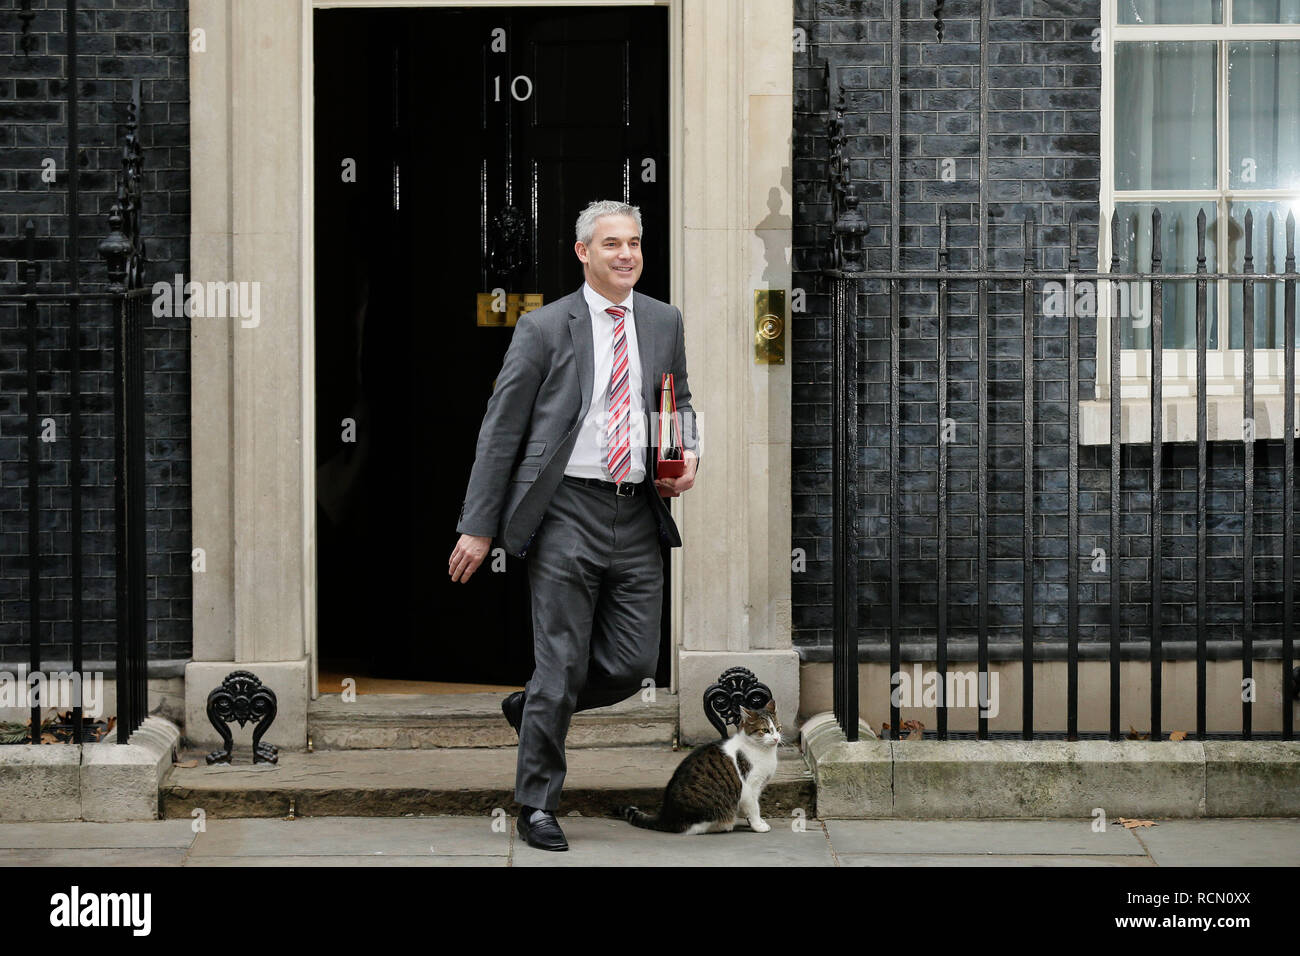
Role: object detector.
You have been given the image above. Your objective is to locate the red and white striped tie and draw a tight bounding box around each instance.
[605,305,632,484]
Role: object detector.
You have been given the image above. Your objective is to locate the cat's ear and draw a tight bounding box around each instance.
[763,698,776,714]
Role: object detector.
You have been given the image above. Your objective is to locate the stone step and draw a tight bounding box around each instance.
[161,745,816,820]
[306,692,678,750]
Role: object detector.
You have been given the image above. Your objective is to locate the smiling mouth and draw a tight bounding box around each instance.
[612,266,634,273]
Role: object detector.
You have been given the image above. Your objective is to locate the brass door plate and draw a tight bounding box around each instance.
[754,289,786,364]
[477,292,543,327]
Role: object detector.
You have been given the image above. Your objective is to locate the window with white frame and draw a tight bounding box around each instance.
[1101,0,1300,401]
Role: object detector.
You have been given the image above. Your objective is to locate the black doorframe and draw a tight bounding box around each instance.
[312,4,674,689]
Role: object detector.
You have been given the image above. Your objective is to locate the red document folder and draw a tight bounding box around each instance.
[657,372,686,483]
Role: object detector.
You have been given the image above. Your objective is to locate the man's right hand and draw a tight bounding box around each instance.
[449,533,493,583]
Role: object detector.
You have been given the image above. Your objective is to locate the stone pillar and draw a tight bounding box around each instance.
[186,0,309,748]
[676,0,798,742]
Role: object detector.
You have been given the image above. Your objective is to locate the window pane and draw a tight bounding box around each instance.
[1228,42,1300,189]
[1228,200,1300,347]
[1234,0,1300,23]
[1115,43,1217,190]
[1118,0,1221,22]
[1114,202,1219,350]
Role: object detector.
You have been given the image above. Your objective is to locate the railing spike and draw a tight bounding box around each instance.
[1110,210,1121,273]
[1196,207,1207,272]
[22,219,36,289]
[1068,212,1079,272]
[1244,208,1255,273]
[1151,207,1163,270]
[1287,210,1296,273]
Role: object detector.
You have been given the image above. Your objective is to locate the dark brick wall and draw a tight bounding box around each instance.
[0,0,1287,669]
[0,0,190,664]
[792,0,1296,656]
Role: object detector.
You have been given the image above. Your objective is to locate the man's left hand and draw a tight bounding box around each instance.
[654,449,697,497]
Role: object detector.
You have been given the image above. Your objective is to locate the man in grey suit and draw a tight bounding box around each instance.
[448,200,700,851]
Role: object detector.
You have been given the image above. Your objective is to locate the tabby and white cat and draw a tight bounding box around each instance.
[620,699,782,834]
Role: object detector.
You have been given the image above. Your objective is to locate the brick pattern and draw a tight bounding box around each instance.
[0,0,190,664]
[0,0,1286,668]
[792,0,1296,654]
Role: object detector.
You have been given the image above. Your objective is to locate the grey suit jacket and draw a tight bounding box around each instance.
[456,284,701,558]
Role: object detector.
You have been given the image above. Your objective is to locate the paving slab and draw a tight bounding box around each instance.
[188,816,511,858]
[185,855,507,867]
[1132,819,1300,867]
[0,815,1291,866]
[0,848,187,866]
[823,820,1146,856]
[510,816,835,866]
[835,853,1155,867]
[0,821,196,849]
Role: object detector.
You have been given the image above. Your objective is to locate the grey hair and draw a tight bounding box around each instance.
[575,200,642,247]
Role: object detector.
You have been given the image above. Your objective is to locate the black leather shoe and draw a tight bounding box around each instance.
[502,691,525,736]
[518,806,569,851]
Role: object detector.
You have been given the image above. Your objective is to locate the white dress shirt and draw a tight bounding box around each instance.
[564,282,646,483]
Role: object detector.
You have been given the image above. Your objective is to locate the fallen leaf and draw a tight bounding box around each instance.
[1117,818,1158,829]
[173,759,199,768]
[1169,731,1187,741]
[1126,726,1149,740]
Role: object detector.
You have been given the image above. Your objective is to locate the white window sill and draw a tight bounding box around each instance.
[1080,394,1300,444]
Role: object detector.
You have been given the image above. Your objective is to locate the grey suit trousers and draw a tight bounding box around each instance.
[515,475,663,811]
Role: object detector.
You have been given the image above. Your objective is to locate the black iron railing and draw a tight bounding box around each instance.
[3,0,149,744]
[825,209,1298,744]
[816,0,1297,744]
[1,261,149,745]
[114,288,151,742]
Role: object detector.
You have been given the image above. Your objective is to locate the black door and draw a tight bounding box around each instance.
[313,7,671,687]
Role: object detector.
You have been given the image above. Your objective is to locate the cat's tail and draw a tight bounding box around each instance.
[619,804,680,833]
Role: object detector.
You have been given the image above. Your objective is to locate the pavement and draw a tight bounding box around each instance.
[1,816,1297,866]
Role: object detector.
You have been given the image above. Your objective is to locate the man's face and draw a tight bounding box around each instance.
[575,214,643,300]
